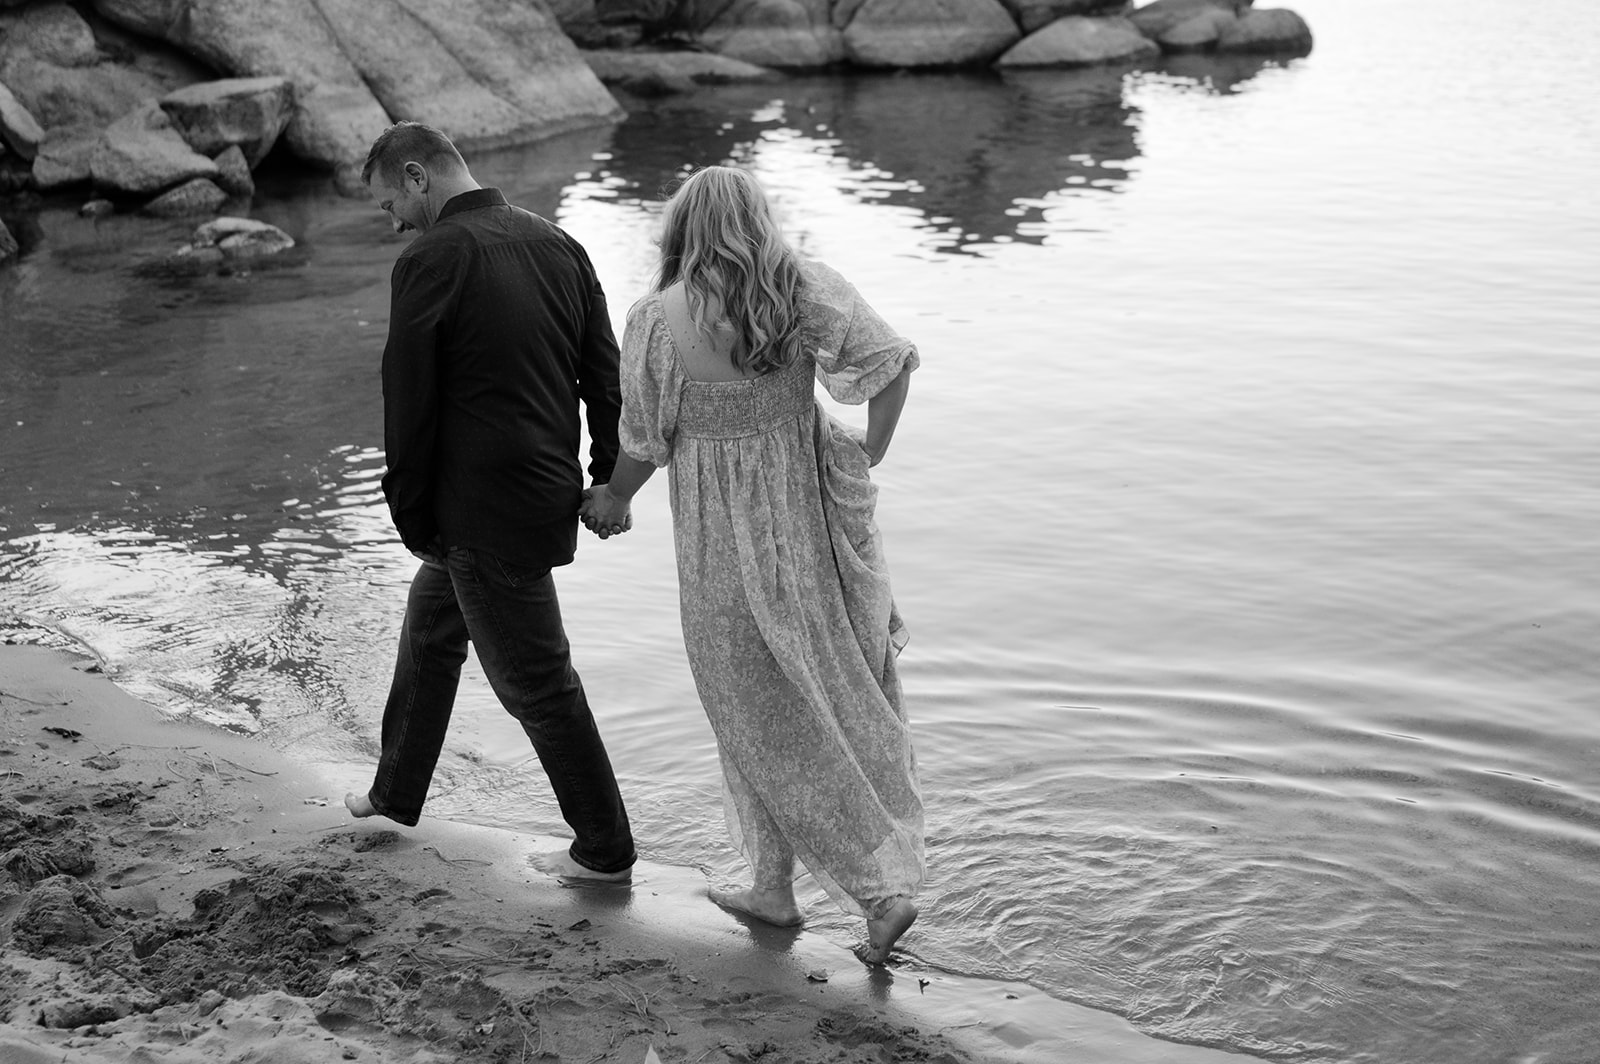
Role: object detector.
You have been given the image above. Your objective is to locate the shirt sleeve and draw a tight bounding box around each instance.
[575,249,623,486]
[806,261,920,405]
[380,251,455,555]
[618,297,679,467]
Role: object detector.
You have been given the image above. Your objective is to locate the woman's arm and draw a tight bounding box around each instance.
[864,365,911,467]
[582,452,657,539]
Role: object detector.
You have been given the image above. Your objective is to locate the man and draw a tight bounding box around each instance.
[344,121,634,884]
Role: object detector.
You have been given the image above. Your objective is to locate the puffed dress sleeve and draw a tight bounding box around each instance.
[802,260,921,405]
[617,295,681,468]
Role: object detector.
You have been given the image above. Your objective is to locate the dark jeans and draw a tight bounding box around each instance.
[366,547,635,874]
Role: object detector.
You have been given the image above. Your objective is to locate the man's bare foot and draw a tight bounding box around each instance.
[862,897,918,964]
[344,792,377,818]
[531,849,632,884]
[708,885,803,927]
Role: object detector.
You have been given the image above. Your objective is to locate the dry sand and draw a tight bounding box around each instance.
[0,643,1247,1064]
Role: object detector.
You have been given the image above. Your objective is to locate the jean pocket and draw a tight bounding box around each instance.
[491,553,549,589]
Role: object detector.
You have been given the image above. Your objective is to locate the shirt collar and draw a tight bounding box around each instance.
[437,187,508,223]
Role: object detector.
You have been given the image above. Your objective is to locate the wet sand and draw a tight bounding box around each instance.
[0,643,1244,1063]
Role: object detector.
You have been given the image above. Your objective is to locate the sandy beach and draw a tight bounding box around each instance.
[0,643,1248,1064]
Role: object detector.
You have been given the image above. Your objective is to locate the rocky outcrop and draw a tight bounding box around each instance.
[697,0,847,68]
[1127,0,1247,39]
[0,2,206,133]
[31,128,99,190]
[1156,6,1235,52]
[158,76,293,167]
[1216,8,1311,54]
[88,100,218,196]
[998,0,1130,35]
[88,0,622,177]
[996,14,1158,67]
[90,0,393,178]
[0,78,44,160]
[843,0,1021,68]
[583,47,779,97]
[1125,0,1311,57]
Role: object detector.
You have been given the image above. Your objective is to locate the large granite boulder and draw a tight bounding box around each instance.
[31,128,99,189]
[1156,5,1235,52]
[90,0,622,180]
[1216,7,1310,54]
[319,0,623,150]
[1127,0,1248,39]
[89,99,219,196]
[4,2,101,67]
[583,47,778,97]
[996,15,1159,67]
[843,0,1022,68]
[90,0,392,179]
[999,0,1131,35]
[0,3,206,135]
[211,142,253,196]
[0,78,45,160]
[697,0,847,68]
[158,77,294,166]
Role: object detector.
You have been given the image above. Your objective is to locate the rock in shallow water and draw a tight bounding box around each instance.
[192,215,296,258]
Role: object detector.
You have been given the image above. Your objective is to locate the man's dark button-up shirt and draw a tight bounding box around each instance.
[380,187,621,570]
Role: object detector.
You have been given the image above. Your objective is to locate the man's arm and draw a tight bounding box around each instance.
[575,259,623,486]
[380,253,452,556]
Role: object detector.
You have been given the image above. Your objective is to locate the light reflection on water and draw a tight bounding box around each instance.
[4,1,1600,1060]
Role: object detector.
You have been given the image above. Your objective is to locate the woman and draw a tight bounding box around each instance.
[583,166,923,963]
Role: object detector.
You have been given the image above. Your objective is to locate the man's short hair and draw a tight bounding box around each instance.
[362,122,467,186]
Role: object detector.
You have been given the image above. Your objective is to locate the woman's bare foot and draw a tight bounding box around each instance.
[862,897,918,964]
[708,885,803,927]
[344,792,377,818]
[531,849,632,884]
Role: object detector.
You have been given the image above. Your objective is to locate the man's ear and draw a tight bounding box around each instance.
[403,161,428,190]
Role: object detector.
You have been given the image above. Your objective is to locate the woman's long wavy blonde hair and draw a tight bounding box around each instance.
[653,166,805,375]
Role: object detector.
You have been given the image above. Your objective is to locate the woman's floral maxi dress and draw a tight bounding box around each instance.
[619,260,924,915]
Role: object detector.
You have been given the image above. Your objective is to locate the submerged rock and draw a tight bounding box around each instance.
[146,216,297,278]
[191,215,296,259]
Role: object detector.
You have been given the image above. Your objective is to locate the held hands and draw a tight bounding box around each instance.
[580,483,633,540]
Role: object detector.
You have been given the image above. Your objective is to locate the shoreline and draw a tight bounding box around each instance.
[1,642,1246,1063]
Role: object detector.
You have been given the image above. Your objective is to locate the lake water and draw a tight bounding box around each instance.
[3,0,1597,1060]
